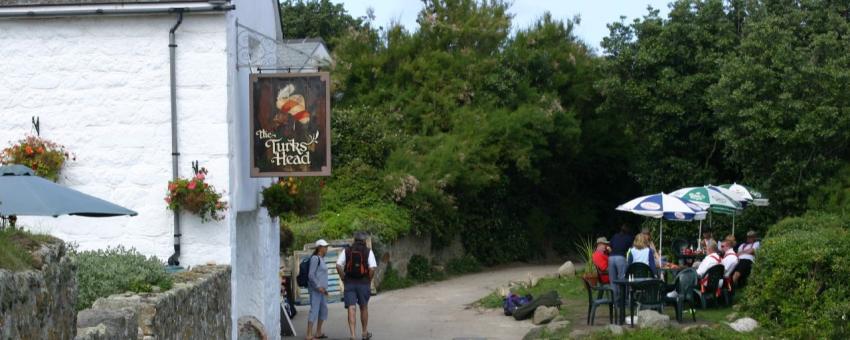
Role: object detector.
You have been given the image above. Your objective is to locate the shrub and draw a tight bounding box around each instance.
[0,228,57,271]
[407,254,431,282]
[74,246,173,311]
[446,255,481,275]
[1,134,73,181]
[378,264,412,291]
[742,213,850,338]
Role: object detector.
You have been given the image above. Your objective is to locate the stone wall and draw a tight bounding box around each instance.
[0,241,76,340]
[373,234,465,288]
[76,265,231,339]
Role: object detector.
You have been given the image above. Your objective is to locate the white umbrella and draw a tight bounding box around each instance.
[616,193,706,255]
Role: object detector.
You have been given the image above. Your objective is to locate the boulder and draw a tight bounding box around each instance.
[532,306,559,325]
[728,317,759,333]
[682,324,710,332]
[558,261,576,277]
[522,326,545,340]
[546,320,570,332]
[725,312,739,322]
[606,324,624,335]
[75,307,138,340]
[568,329,589,339]
[237,316,267,340]
[529,273,540,287]
[636,310,670,329]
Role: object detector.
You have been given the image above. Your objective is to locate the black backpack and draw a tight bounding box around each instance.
[344,243,370,279]
[297,255,317,288]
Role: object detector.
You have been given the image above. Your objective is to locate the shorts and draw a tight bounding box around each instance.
[308,289,328,322]
[344,282,371,308]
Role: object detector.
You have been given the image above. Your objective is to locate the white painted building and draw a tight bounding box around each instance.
[0,0,328,337]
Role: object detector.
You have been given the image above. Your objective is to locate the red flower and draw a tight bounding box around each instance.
[25,146,33,155]
[165,196,172,204]
[187,180,197,190]
[195,172,206,181]
[168,182,178,192]
[36,147,44,154]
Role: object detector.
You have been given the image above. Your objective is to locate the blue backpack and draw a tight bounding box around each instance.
[297,255,317,288]
[503,293,532,316]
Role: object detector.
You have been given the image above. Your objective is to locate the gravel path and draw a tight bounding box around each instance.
[284,264,560,340]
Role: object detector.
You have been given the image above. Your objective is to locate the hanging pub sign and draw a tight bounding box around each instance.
[250,72,331,177]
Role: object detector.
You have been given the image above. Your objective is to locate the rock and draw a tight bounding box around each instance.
[728,317,759,333]
[546,320,570,332]
[725,312,739,322]
[558,261,576,277]
[568,329,589,339]
[529,273,540,287]
[496,286,509,297]
[682,324,710,332]
[551,315,568,323]
[606,324,624,335]
[522,326,545,340]
[237,315,267,340]
[636,310,670,329]
[76,307,137,339]
[532,306,559,325]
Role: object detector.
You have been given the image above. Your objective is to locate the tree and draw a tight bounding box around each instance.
[279,0,365,49]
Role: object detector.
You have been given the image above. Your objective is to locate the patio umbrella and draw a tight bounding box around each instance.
[0,164,137,218]
[616,192,706,255]
[670,185,741,247]
[720,183,769,207]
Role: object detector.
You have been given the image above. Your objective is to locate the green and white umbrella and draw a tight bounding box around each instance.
[671,185,742,244]
[720,183,769,207]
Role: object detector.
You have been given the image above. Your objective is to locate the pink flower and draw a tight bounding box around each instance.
[195,172,206,181]
[168,183,178,192]
[187,180,197,190]
[165,196,172,204]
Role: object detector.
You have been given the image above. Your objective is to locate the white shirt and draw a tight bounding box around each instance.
[336,247,378,268]
[696,252,722,277]
[629,247,651,266]
[721,249,739,278]
[738,241,760,262]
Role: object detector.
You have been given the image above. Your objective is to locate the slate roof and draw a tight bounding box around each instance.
[0,0,213,7]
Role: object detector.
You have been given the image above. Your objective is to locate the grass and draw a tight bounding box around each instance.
[0,227,58,271]
[476,275,585,309]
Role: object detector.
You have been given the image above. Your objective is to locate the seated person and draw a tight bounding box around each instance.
[695,240,721,277]
[720,240,739,278]
[698,230,715,252]
[627,233,657,277]
[733,230,760,287]
[592,237,611,284]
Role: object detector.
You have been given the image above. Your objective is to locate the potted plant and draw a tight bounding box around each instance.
[165,166,227,222]
[261,177,303,218]
[1,134,73,181]
[574,237,598,285]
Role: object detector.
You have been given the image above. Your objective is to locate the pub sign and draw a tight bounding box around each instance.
[250,72,331,177]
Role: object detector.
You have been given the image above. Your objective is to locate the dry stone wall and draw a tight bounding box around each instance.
[0,241,77,340]
[77,265,231,340]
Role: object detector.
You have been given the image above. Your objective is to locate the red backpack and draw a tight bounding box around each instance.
[345,243,370,279]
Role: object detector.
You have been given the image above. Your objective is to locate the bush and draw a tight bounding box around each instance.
[74,246,173,311]
[0,228,57,271]
[378,264,412,291]
[446,255,481,275]
[407,254,431,282]
[742,213,850,338]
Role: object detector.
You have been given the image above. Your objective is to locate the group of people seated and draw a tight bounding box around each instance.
[591,224,761,301]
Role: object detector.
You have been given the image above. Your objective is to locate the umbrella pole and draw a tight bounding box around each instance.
[659,218,663,256]
[698,220,702,250]
[732,213,736,236]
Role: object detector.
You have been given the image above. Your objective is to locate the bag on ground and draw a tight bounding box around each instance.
[512,291,560,321]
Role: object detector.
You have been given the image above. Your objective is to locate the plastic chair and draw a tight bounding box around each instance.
[694,264,728,308]
[629,279,666,324]
[664,268,698,322]
[626,262,654,279]
[582,277,614,325]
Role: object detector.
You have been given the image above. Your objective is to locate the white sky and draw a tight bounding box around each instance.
[332,0,672,53]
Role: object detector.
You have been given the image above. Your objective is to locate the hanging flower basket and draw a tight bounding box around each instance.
[165,168,227,222]
[261,177,304,218]
[1,135,73,181]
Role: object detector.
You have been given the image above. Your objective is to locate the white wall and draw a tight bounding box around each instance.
[0,13,232,267]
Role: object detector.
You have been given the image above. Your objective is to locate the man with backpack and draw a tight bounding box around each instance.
[336,232,377,340]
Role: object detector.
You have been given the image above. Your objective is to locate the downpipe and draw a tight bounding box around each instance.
[167,10,184,267]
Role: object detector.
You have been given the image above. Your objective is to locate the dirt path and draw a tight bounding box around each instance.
[284,264,559,340]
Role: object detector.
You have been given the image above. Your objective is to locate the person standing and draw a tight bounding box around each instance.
[336,232,378,340]
[608,224,634,303]
[306,239,330,340]
[733,230,760,287]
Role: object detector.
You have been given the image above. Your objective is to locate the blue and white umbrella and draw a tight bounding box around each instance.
[616,193,706,255]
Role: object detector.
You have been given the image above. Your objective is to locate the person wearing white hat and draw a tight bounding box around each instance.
[306,239,330,340]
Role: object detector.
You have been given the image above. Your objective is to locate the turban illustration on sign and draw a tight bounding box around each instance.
[275,84,311,126]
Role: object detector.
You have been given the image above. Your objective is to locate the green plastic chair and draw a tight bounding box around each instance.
[664,268,699,322]
[629,279,666,325]
[582,277,614,325]
[694,264,727,308]
[627,262,654,279]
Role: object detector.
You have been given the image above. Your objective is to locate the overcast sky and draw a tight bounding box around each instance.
[332,0,672,53]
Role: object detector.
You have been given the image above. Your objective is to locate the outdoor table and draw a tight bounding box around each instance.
[611,277,657,326]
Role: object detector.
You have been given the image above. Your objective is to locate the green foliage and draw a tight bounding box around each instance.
[407,254,431,282]
[378,263,412,291]
[279,0,365,50]
[584,325,769,340]
[574,237,595,275]
[165,169,226,222]
[809,164,850,215]
[445,254,481,275]
[74,246,173,311]
[742,213,850,338]
[0,228,57,271]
